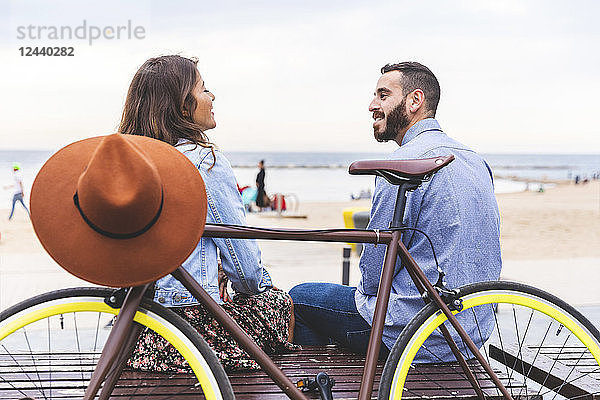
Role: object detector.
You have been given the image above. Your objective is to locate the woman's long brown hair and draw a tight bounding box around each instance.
[119,55,215,154]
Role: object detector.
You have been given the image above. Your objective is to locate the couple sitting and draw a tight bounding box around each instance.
[49,55,502,371]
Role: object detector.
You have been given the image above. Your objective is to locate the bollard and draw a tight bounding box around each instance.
[275,193,283,215]
[342,247,351,285]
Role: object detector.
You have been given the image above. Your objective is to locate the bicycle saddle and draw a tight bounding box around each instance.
[348,155,454,185]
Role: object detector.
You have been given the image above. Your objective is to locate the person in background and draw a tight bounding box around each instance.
[119,55,298,371]
[7,163,30,220]
[255,159,270,210]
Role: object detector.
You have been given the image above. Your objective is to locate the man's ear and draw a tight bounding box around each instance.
[408,89,425,113]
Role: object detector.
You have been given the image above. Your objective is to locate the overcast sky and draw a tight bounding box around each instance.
[1,0,599,153]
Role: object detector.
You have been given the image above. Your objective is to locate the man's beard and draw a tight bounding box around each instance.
[376,98,410,142]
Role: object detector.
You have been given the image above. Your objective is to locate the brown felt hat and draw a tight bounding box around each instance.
[30,134,207,287]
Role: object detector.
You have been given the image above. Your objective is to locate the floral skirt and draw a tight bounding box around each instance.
[127,288,300,371]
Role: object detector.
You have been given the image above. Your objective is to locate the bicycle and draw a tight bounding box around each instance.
[1,155,599,400]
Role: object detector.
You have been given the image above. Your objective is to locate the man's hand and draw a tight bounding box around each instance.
[217,259,232,303]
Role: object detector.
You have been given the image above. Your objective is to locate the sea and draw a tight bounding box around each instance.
[0,150,598,205]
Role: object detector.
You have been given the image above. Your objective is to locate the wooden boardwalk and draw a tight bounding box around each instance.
[1,345,537,399]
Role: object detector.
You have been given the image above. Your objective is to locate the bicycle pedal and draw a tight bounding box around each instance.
[295,377,316,392]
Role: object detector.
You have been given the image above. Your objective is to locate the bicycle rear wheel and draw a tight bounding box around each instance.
[379,281,600,400]
[0,287,234,399]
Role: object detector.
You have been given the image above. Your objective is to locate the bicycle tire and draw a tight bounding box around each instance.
[0,287,234,399]
[378,281,600,400]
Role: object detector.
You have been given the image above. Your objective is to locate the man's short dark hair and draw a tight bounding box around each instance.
[381,62,440,117]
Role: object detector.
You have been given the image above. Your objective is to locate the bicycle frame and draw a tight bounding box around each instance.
[84,191,515,400]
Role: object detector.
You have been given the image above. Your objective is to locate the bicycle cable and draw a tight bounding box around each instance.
[388,226,445,288]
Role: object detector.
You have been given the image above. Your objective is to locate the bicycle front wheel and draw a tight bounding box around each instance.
[379,281,600,400]
[0,287,234,399]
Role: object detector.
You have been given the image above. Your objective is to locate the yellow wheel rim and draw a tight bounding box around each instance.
[0,297,223,399]
[389,290,600,400]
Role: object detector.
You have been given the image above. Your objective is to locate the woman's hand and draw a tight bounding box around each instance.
[218,259,232,303]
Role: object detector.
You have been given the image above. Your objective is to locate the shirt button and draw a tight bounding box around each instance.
[158,297,165,303]
[173,294,182,302]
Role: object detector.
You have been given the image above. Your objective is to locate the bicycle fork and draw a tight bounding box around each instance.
[83,283,152,400]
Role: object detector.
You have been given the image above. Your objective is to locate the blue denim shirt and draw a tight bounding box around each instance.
[355,118,502,361]
[155,141,272,307]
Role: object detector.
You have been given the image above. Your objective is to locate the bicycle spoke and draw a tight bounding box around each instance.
[93,311,102,352]
[565,390,600,400]
[525,318,552,375]
[512,305,534,399]
[471,306,491,365]
[517,318,553,397]
[548,348,587,400]
[73,313,86,385]
[536,333,571,397]
[0,373,33,399]
[447,320,492,399]
[47,317,52,399]
[407,358,457,397]
[471,306,499,399]
[1,342,43,396]
[419,339,485,397]
[492,305,515,398]
[141,373,205,399]
[23,328,48,400]
[454,321,472,359]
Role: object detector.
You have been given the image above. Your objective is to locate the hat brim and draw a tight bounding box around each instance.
[30,135,207,288]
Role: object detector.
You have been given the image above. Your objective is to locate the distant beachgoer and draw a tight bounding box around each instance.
[7,163,30,220]
[255,159,270,209]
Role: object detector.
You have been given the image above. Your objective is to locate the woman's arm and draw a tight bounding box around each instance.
[199,149,273,295]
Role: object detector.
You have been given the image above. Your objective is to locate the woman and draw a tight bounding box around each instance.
[120,55,298,371]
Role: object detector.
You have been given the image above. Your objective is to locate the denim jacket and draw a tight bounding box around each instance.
[154,141,272,307]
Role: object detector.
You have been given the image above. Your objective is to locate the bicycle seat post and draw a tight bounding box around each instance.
[390,182,419,229]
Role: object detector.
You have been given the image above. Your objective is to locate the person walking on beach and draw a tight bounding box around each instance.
[119,55,298,371]
[255,159,270,210]
[290,62,501,361]
[7,163,30,220]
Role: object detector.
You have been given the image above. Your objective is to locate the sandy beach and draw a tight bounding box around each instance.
[1,181,599,313]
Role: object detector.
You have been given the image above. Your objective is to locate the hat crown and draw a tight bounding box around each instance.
[76,134,163,236]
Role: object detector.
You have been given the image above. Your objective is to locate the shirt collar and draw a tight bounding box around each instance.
[400,118,442,146]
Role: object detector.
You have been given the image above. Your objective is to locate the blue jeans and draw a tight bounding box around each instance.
[9,193,30,220]
[289,282,389,359]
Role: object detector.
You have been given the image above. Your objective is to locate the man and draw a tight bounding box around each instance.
[8,163,30,220]
[289,62,501,360]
